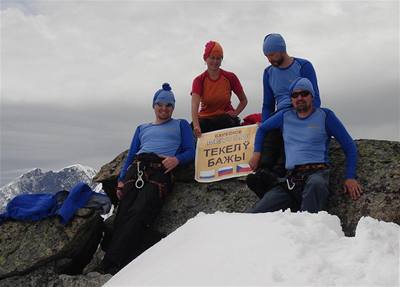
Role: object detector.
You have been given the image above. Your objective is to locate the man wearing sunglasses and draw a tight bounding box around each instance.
[247,33,321,198]
[97,83,195,274]
[248,77,362,213]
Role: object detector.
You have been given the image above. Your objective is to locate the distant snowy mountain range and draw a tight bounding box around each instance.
[0,164,102,210]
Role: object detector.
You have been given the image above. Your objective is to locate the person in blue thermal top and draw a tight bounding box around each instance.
[247,34,321,197]
[97,83,195,275]
[248,77,362,213]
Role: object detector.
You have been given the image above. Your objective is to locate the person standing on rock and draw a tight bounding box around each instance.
[247,33,321,198]
[248,77,362,213]
[97,83,195,274]
[191,40,248,137]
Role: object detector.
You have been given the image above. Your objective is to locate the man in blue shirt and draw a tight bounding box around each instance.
[247,33,321,198]
[261,34,320,121]
[98,83,195,274]
[249,78,362,213]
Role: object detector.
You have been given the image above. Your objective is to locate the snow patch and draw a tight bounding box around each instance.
[105,211,400,286]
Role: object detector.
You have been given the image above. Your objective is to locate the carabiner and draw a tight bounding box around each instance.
[286,178,295,191]
[135,161,145,189]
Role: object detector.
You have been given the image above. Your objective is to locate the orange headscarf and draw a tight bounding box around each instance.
[203,41,223,61]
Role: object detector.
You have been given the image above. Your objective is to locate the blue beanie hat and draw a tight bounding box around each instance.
[153,83,175,108]
[263,33,286,55]
[289,77,315,97]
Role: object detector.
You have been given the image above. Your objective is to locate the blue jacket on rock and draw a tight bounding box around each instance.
[0,182,111,225]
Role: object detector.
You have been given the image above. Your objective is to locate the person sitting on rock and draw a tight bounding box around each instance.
[191,40,248,137]
[98,83,195,274]
[247,33,322,198]
[248,77,362,213]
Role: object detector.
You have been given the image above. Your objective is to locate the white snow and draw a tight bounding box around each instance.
[105,211,399,287]
[61,163,98,179]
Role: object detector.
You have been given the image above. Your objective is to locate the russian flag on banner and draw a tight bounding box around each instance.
[200,170,215,179]
[218,166,233,176]
[236,163,252,173]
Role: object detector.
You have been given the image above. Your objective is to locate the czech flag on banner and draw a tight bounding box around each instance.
[236,163,252,173]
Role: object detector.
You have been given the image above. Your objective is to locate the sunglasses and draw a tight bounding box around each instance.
[291,91,310,99]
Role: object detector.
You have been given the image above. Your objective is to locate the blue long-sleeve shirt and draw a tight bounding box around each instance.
[118,119,195,181]
[262,58,320,121]
[254,108,357,179]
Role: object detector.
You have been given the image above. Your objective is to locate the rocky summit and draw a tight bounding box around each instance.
[1,139,398,287]
[0,209,110,286]
[95,139,400,236]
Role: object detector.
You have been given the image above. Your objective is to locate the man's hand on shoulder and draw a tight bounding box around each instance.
[344,179,363,201]
[162,156,179,173]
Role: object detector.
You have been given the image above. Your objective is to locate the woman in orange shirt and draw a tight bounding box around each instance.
[191,41,248,137]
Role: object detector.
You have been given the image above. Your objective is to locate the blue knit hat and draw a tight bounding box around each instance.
[289,77,315,98]
[263,33,286,55]
[153,83,175,108]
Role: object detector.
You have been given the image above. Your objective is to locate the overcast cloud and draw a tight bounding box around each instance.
[1,0,399,186]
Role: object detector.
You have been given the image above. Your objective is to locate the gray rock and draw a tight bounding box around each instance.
[0,264,111,287]
[0,264,59,287]
[0,211,103,279]
[327,139,400,235]
[154,177,257,235]
[94,139,400,237]
[93,152,128,183]
[4,139,396,287]
[93,151,128,206]
[53,272,112,287]
[82,248,105,274]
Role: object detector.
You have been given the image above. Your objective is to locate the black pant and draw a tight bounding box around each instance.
[103,182,163,268]
[260,129,285,173]
[103,155,171,270]
[194,113,240,133]
[246,129,285,198]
